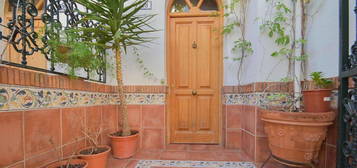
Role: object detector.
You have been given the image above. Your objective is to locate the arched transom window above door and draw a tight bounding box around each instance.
[170,0,219,14]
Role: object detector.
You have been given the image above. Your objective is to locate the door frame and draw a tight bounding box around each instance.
[165,0,224,144]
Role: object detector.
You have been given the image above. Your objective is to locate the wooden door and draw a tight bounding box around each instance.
[168,17,221,144]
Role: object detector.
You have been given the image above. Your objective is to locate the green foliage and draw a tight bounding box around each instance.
[75,0,158,52]
[223,0,253,62]
[267,93,289,102]
[310,72,333,89]
[280,77,292,82]
[260,1,291,59]
[260,1,308,61]
[44,24,105,77]
[73,0,158,136]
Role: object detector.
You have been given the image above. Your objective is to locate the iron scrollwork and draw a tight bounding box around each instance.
[0,0,106,83]
[0,0,40,65]
[343,78,357,168]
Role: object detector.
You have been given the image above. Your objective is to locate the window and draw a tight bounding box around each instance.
[200,0,218,11]
[171,0,190,13]
[170,0,219,13]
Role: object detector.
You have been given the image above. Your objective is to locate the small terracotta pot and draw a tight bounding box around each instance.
[260,108,335,165]
[108,130,139,159]
[46,159,88,168]
[78,145,111,168]
[303,89,332,112]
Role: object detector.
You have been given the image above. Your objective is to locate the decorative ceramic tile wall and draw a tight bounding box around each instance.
[224,93,292,107]
[0,85,165,111]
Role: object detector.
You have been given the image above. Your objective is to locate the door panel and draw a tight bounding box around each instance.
[175,21,194,88]
[196,96,212,131]
[176,96,192,131]
[169,17,221,144]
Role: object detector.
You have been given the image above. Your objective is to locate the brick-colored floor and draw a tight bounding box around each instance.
[106,149,288,168]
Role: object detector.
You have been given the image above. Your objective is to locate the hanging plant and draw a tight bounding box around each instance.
[44,23,106,77]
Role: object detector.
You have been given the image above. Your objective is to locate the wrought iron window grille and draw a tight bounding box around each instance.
[338,0,357,168]
[0,0,106,83]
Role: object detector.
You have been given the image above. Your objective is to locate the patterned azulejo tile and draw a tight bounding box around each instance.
[0,85,166,111]
[224,92,292,107]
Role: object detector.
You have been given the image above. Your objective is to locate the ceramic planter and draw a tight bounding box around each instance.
[108,130,139,159]
[260,108,335,164]
[302,89,332,112]
[78,145,111,168]
[46,159,88,168]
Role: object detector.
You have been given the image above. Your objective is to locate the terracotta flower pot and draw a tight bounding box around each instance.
[46,159,88,168]
[108,130,139,159]
[303,89,332,112]
[78,145,111,168]
[260,108,335,165]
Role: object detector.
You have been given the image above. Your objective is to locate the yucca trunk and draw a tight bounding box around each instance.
[115,48,131,136]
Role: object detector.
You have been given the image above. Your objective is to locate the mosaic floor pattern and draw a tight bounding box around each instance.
[134,160,256,168]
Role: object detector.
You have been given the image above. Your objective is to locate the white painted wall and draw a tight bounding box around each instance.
[0,0,353,86]
[121,0,344,86]
[121,1,166,85]
[305,0,340,78]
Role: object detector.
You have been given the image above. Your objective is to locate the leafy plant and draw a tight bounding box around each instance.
[259,0,312,112]
[223,0,253,85]
[75,0,157,136]
[43,24,105,77]
[310,72,332,89]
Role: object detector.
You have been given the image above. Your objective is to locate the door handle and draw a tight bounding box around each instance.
[192,41,197,49]
[192,90,197,96]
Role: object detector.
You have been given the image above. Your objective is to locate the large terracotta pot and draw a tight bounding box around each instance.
[260,108,335,165]
[46,159,88,168]
[108,130,139,159]
[302,89,332,112]
[78,145,111,168]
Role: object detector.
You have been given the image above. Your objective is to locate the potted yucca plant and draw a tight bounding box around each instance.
[75,0,157,158]
[302,72,333,112]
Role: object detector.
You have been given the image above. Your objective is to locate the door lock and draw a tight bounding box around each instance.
[192,90,197,96]
[192,41,197,49]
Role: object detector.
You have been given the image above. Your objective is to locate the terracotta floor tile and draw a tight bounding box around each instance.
[187,144,223,151]
[142,129,164,150]
[7,162,24,168]
[107,156,129,168]
[187,151,218,161]
[165,144,188,151]
[132,150,162,160]
[160,151,188,160]
[214,151,242,161]
[126,160,139,168]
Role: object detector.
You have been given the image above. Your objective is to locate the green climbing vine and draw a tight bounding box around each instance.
[259,0,312,111]
[132,47,165,85]
[260,0,309,80]
[223,0,253,85]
